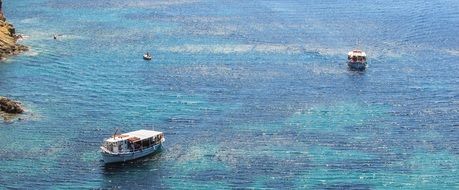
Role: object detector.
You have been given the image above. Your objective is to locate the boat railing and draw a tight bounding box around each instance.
[102,138,164,155]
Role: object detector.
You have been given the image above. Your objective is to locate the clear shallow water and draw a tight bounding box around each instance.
[1,0,458,189]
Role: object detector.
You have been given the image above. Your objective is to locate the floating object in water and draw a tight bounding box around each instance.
[347,49,367,70]
[143,52,152,60]
[100,129,165,164]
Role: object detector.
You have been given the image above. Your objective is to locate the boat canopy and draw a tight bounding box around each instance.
[348,50,366,57]
[105,129,163,143]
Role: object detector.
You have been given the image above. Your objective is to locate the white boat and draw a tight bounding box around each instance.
[100,129,165,164]
[143,53,152,60]
[347,49,367,70]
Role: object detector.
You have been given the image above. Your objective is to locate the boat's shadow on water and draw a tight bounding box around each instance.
[345,66,369,89]
[347,67,367,75]
[100,149,167,189]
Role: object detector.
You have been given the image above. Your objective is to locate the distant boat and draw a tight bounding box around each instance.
[347,49,367,70]
[100,129,165,164]
[143,53,152,60]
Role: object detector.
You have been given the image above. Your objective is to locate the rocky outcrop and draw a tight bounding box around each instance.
[0,96,24,114]
[0,2,27,122]
[0,0,27,59]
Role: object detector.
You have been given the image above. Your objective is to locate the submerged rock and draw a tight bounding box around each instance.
[0,96,24,114]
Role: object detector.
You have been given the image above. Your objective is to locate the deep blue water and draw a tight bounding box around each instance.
[1,0,458,189]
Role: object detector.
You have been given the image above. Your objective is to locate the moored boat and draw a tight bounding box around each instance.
[347,49,367,70]
[100,129,165,164]
[143,53,152,60]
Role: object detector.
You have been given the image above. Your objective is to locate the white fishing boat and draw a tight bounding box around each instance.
[100,129,165,164]
[143,53,152,60]
[347,49,367,70]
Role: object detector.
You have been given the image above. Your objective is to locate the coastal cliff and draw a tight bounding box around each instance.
[0,0,27,122]
[0,0,27,59]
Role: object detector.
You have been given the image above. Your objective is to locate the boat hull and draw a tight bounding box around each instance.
[347,61,367,70]
[143,55,152,60]
[101,143,163,164]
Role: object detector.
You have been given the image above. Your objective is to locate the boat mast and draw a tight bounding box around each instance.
[113,128,119,139]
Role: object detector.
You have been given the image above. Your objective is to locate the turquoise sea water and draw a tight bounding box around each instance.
[1,0,458,189]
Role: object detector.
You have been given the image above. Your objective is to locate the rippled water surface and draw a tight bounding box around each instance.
[1,0,458,189]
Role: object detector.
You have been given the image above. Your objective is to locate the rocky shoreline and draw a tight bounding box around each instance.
[0,0,28,60]
[0,0,27,122]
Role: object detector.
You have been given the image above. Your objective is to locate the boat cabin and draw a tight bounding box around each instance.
[102,130,164,154]
[347,50,367,62]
